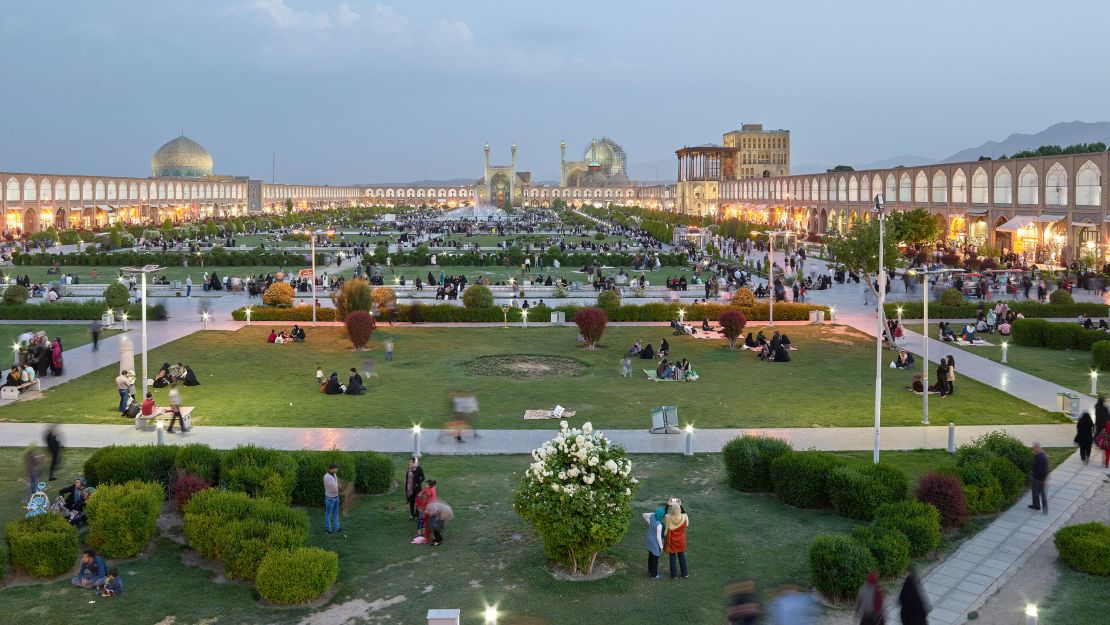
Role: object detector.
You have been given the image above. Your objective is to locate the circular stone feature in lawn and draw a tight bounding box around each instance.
[467,355,586,379]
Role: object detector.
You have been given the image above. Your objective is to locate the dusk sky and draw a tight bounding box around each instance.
[1,0,1105,184]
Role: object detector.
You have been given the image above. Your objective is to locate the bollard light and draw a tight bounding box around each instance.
[245,306,252,327]
[896,306,903,323]
[121,313,129,332]
[484,605,498,625]
[1092,370,1099,395]
[11,343,20,366]
[1001,341,1008,364]
[947,423,956,454]
[412,424,422,458]
[1025,603,1038,625]
[522,308,528,328]
[684,424,694,456]
[678,308,686,323]
[202,311,210,330]
[156,419,165,446]
[828,306,836,322]
[106,308,113,321]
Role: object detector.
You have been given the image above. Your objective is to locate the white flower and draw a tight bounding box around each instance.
[558,471,566,481]
[575,434,585,447]
[552,484,560,492]
[630,477,639,484]
[583,474,595,485]
[624,488,631,496]
[554,436,564,447]
[559,420,568,430]
[582,422,593,435]
[588,456,599,467]
[604,459,619,473]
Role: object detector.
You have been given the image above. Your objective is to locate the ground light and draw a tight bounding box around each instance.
[202,311,210,330]
[521,308,528,327]
[828,306,836,322]
[412,424,422,458]
[121,312,129,331]
[10,343,19,366]
[484,605,498,624]
[1001,341,1009,364]
[678,308,685,323]
[684,424,694,456]
[244,307,252,326]
[1092,370,1099,395]
[1025,603,1038,625]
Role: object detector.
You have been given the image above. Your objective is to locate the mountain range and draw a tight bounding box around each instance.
[794,121,1110,174]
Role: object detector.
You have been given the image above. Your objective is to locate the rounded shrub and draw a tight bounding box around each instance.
[1094,340,1110,371]
[915,471,968,529]
[718,309,748,349]
[291,450,357,506]
[828,466,882,520]
[721,435,792,493]
[807,534,876,602]
[974,431,1035,475]
[5,513,79,578]
[334,277,372,320]
[597,290,621,312]
[574,307,609,348]
[344,310,375,349]
[957,461,1005,514]
[103,282,130,308]
[1043,322,1081,350]
[461,284,493,309]
[219,519,304,581]
[987,455,1026,502]
[1011,318,1050,347]
[171,472,211,512]
[370,286,396,310]
[2,284,29,306]
[255,547,339,605]
[84,444,177,487]
[732,287,755,307]
[183,489,309,565]
[770,451,844,509]
[1049,288,1075,305]
[875,500,941,557]
[85,480,164,558]
[262,282,295,308]
[220,445,299,504]
[939,287,964,306]
[175,444,221,484]
[850,525,910,579]
[353,452,394,494]
[1054,522,1110,575]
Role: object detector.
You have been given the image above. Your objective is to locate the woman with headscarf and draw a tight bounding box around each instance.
[323,372,343,395]
[642,506,665,579]
[663,502,688,579]
[182,365,201,387]
[897,568,930,625]
[1076,411,1095,463]
[945,354,956,395]
[855,571,883,625]
[152,363,173,388]
[50,337,63,375]
[1100,421,1110,469]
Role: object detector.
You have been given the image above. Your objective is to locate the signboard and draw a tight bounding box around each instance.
[298,269,315,277]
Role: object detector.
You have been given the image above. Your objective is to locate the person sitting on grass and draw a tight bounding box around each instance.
[998,320,1012,336]
[291,325,306,342]
[702,317,712,332]
[640,344,655,360]
[97,567,122,597]
[152,362,174,388]
[346,368,364,395]
[71,548,108,589]
[628,340,642,357]
[938,322,956,342]
[893,349,915,369]
[182,365,201,386]
[743,332,758,349]
[267,330,278,343]
[659,338,670,357]
[960,323,979,343]
[323,372,344,395]
[773,342,791,362]
[655,359,668,379]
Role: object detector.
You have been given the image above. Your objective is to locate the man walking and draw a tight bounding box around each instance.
[89,320,102,351]
[166,383,184,433]
[185,275,193,298]
[323,463,341,534]
[405,456,425,519]
[1029,442,1049,514]
[44,425,61,481]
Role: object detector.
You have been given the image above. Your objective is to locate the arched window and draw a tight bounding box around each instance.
[24,178,36,201]
[140,184,148,200]
[871,175,881,202]
[1017,165,1038,205]
[810,179,818,200]
[931,171,948,203]
[54,180,66,201]
[69,180,80,201]
[837,177,847,202]
[1045,162,1067,206]
[819,179,828,201]
[1076,161,1101,206]
[849,176,859,202]
[5,178,18,202]
[951,169,967,203]
[107,182,117,201]
[993,167,1012,205]
[129,183,138,200]
[898,174,912,202]
[93,181,105,201]
[40,179,51,201]
[914,172,928,202]
[82,181,93,200]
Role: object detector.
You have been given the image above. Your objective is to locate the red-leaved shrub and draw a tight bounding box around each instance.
[574,307,608,349]
[915,471,967,529]
[171,471,211,512]
[719,309,747,349]
[345,310,376,349]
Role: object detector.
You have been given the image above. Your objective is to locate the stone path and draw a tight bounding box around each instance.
[0,422,1075,454]
[883,451,1105,625]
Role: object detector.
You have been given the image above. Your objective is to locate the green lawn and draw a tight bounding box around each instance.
[904,322,1105,395]
[350,264,704,288]
[1041,560,1109,625]
[0,325,1063,429]
[0,324,123,352]
[10,265,315,286]
[0,447,1057,625]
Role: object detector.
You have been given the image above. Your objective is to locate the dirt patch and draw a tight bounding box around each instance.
[467,355,586,379]
[548,556,620,581]
[298,595,407,625]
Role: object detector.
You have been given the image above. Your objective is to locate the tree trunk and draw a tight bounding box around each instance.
[586,551,598,575]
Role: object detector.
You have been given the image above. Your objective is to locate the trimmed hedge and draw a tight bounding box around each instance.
[1012,318,1110,351]
[255,547,340,605]
[292,450,357,506]
[874,500,941,557]
[850,525,910,579]
[353,452,394,494]
[957,461,1005,515]
[1011,318,1050,347]
[0,300,167,321]
[807,534,876,602]
[175,444,222,484]
[770,451,844,509]
[1095,340,1110,371]
[85,480,164,558]
[1054,522,1110,575]
[915,472,968,529]
[182,489,309,575]
[885,301,1109,320]
[220,445,299,504]
[827,463,907,520]
[84,444,177,487]
[721,435,793,493]
[5,513,79,578]
[232,305,337,322]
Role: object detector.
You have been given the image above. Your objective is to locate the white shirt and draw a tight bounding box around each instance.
[168,387,181,406]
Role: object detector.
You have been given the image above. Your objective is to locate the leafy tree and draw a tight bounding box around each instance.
[826,165,855,172]
[345,310,375,349]
[825,216,902,346]
[574,307,608,349]
[719,309,747,349]
[284,199,294,214]
[888,208,943,247]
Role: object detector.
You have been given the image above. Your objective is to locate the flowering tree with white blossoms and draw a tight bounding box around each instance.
[513,420,639,575]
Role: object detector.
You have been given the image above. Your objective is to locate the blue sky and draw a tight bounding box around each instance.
[1,0,1105,183]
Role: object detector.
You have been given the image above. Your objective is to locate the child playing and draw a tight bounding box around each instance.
[620,356,632,378]
[315,365,324,386]
[384,339,394,362]
[97,567,122,597]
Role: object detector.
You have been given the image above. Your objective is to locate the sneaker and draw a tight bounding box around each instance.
[1027,505,1040,510]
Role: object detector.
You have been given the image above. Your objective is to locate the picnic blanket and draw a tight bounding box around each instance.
[524,409,577,420]
[953,339,995,347]
[642,369,697,382]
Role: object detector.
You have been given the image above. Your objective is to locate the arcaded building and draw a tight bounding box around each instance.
[673,123,791,215]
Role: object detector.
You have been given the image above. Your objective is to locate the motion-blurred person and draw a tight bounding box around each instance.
[897,568,931,625]
[44,425,62,481]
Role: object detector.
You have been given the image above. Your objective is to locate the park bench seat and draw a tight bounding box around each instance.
[0,379,41,400]
[135,406,194,431]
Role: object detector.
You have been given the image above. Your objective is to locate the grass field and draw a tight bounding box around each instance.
[0,324,123,353]
[0,325,1064,429]
[904,322,1104,395]
[1041,557,1109,625]
[10,265,317,287]
[0,447,1067,625]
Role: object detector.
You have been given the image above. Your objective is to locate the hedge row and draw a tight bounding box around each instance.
[1011,318,1110,351]
[1054,522,1110,575]
[885,301,1108,320]
[85,481,164,558]
[83,443,393,503]
[0,300,167,321]
[379,247,689,269]
[4,513,79,578]
[232,301,829,324]
[12,249,310,268]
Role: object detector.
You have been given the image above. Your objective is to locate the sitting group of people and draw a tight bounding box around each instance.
[1078,314,1110,332]
[938,321,986,344]
[152,362,200,388]
[651,357,697,381]
[267,325,306,344]
[624,339,698,381]
[891,348,916,369]
[738,331,793,362]
[1,363,37,388]
[318,366,365,395]
[49,475,95,526]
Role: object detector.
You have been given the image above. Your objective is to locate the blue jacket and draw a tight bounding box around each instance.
[646,516,663,556]
[80,555,107,579]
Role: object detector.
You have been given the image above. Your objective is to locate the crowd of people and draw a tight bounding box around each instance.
[266,325,306,344]
[626,338,699,381]
[740,331,794,362]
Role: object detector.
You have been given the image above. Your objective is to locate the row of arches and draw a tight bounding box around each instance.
[365,187,472,199]
[264,185,362,200]
[3,176,247,203]
[734,160,1104,208]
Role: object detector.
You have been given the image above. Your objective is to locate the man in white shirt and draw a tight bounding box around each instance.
[166,383,184,433]
[323,464,341,534]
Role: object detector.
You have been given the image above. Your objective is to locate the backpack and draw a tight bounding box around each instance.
[124,400,141,418]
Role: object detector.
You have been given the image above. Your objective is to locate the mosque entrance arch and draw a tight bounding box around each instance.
[489,172,510,207]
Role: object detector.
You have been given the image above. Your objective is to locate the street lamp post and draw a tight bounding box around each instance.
[754,229,796,327]
[121,264,161,399]
[872,196,886,464]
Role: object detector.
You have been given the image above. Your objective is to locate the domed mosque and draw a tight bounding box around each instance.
[560,137,629,187]
[151,134,213,178]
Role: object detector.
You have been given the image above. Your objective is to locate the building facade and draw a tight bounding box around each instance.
[674,123,791,215]
[722,153,1108,264]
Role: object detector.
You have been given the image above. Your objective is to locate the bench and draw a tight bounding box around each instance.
[135,406,194,431]
[1,379,41,400]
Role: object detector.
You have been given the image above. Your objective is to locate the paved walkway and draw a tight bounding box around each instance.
[0,422,1076,454]
[884,451,1105,625]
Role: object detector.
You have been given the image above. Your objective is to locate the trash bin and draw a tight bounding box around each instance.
[1056,391,1080,417]
[101,313,114,326]
[550,311,565,324]
[808,310,825,323]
